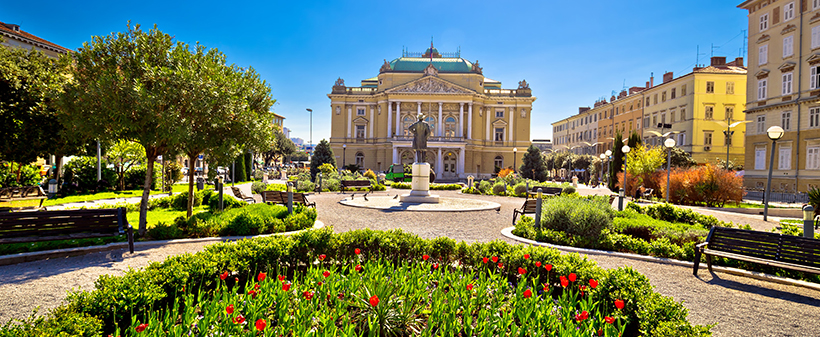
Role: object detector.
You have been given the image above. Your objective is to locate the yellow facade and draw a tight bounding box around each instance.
[327,45,536,180]
[739,0,820,193]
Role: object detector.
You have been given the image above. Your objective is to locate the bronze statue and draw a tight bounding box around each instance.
[408,115,432,163]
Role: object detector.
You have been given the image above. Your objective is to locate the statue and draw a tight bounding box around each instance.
[334,77,345,87]
[518,79,529,89]
[379,59,391,73]
[472,60,483,74]
[408,115,432,163]
[423,63,439,77]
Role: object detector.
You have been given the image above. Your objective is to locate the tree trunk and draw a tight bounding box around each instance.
[187,153,197,218]
[15,162,22,184]
[139,147,158,236]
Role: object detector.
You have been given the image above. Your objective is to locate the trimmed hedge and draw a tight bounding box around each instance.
[391,182,462,190]
[0,229,710,336]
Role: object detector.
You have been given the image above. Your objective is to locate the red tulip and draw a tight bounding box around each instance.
[568,273,576,282]
[282,283,291,291]
[497,262,504,269]
[255,318,266,331]
[235,277,239,283]
[318,281,323,287]
[318,254,326,261]
[355,264,362,272]
[322,270,330,278]
[219,271,228,280]
[491,256,498,263]
[233,314,245,324]
[605,316,615,324]
[254,283,260,290]
[466,283,474,291]
[369,295,380,306]
[226,304,234,314]
[518,267,526,275]
[247,290,258,298]
[615,299,624,309]
[560,276,568,288]
[354,248,361,255]
[542,283,549,291]
[338,292,345,299]
[523,254,530,259]
[535,261,542,268]
[575,310,589,322]
[135,323,148,332]
[423,254,430,261]
[482,257,489,264]
[278,275,285,282]
[522,289,532,298]
[589,279,598,289]
[257,272,266,282]
[545,264,552,271]
[432,263,439,270]
[304,291,314,300]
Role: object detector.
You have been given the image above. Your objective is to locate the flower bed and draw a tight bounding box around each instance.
[390,182,462,190]
[461,179,572,197]
[0,229,711,336]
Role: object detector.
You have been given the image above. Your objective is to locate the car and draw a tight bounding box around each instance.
[385,164,412,182]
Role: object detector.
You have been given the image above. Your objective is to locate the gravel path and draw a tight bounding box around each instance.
[0,188,818,337]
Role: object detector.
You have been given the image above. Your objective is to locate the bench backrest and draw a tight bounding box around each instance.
[520,199,539,213]
[0,208,126,243]
[0,186,46,200]
[529,186,563,195]
[261,190,286,204]
[708,226,820,269]
[341,180,371,187]
[292,192,311,204]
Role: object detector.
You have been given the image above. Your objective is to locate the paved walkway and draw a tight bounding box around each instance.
[0,188,818,336]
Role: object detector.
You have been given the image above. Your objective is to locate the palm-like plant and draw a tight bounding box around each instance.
[808,186,820,217]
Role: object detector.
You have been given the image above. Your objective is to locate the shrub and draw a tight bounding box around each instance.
[123,165,159,190]
[478,180,491,194]
[430,183,462,190]
[562,185,576,195]
[251,181,267,194]
[363,169,377,180]
[654,165,743,207]
[492,182,507,195]
[147,220,184,240]
[265,183,287,191]
[513,182,528,197]
[391,182,411,189]
[461,187,480,194]
[539,196,614,238]
[63,157,116,192]
[252,170,264,180]
[294,179,315,192]
[498,167,514,178]
[0,162,41,188]
[161,161,182,192]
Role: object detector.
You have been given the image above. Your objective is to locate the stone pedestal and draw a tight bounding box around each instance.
[400,162,440,203]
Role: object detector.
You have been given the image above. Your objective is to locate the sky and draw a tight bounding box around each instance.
[2,0,749,144]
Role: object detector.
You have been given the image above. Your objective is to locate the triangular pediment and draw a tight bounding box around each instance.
[352,116,369,124]
[808,53,820,65]
[387,76,474,94]
[755,69,770,79]
[778,62,796,72]
[492,119,508,126]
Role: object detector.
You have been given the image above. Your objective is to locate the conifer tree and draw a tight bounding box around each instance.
[310,139,336,180]
[519,145,547,181]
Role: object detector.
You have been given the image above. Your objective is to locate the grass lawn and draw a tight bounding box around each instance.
[0,184,215,208]
[126,205,209,228]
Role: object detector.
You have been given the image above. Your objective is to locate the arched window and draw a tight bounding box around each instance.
[494,155,504,170]
[445,116,457,138]
[402,116,414,136]
[424,116,436,135]
[401,151,414,165]
[355,152,364,168]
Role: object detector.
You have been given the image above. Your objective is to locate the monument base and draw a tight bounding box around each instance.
[400,162,440,203]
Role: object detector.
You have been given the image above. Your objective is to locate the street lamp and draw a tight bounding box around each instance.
[763,126,785,221]
[622,145,631,198]
[664,138,676,203]
[717,120,751,171]
[342,144,347,169]
[306,108,313,156]
[599,153,606,186]
[605,149,612,186]
[513,148,518,173]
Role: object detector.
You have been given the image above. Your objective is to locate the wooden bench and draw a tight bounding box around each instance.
[0,186,48,212]
[512,199,540,226]
[0,208,134,253]
[526,186,563,199]
[230,186,256,204]
[261,190,315,208]
[341,180,372,193]
[693,226,820,276]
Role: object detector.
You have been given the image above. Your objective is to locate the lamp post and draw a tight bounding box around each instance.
[306,108,313,156]
[763,126,785,221]
[622,145,631,199]
[605,149,612,187]
[664,138,676,203]
[803,205,815,239]
[717,120,750,171]
[599,153,606,185]
[342,144,347,169]
[513,148,518,173]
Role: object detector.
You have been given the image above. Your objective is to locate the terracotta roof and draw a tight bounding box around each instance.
[693,65,747,74]
[0,21,70,54]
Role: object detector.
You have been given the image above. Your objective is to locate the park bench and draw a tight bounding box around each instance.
[526,186,563,199]
[693,226,820,276]
[640,188,654,200]
[0,186,47,212]
[261,190,315,208]
[512,199,539,226]
[341,180,372,193]
[0,207,134,253]
[230,186,256,204]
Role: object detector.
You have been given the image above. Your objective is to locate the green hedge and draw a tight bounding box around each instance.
[392,182,462,190]
[147,203,316,239]
[0,229,710,336]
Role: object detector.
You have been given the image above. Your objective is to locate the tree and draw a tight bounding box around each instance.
[290,151,309,162]
[107,140,146,190]
[609,131,625,190]
[310,139,336,180]
[59,23,191,235]
[669,147,697,168]
[519,145,547,181]
[263,128,295,165]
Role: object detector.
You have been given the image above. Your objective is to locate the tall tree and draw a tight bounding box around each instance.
[107,140,146,190]
[263,128,296,165]
[310,139,335,180]
[519,145,547,181]
[58,23,187,235]
[609,131,625,190]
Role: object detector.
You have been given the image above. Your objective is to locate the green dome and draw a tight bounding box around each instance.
[388,57,473,73]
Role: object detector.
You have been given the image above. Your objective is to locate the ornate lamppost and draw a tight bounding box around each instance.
[763,126,784,221]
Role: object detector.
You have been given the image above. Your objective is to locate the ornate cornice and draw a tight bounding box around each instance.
[781,24,796,35]
[387,77,474,95]
[756,34,770,44]
[755,69,770,79]
[778,62,796,73]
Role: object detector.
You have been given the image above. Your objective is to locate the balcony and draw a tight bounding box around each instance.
[484,88,532,97]
[332,86,377,95]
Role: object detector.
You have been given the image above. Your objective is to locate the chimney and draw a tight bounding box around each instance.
[649,73,654,88]
[646,81,650,88]
[727,57,744,67]
[579,107,590,113]
[663,72,674,83]
[711,56,726,67]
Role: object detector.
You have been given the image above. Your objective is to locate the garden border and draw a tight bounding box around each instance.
[0,220,325,267]
[501,226,820,292]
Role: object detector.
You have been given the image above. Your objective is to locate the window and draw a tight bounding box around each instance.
[681,84,687,96]
[357,108,365,116]
[425,116,436,134]
[757,115,766,133]
[785,2,795,21]
[496,110,504,118]
[652,113,658,125]
[644,115,650,128]
[661,112,666,124]
[726,82,735,94]
[355,152,364,168]
[705,106,714,120]
[725,131,733,146]
[782,111,792,130]
[813,25,820,49]
[653,94,658,104]
[706,81,715,93]
[784,36,794,57]
[594,114,597,122]
[356,125,365,138]
[662,91,667,102]
[678,132,686,146]
[760,13,769,32]
[815,0,820,10]
[811,107,820,127]
[755,146,767,170]
[812,66,820,89]
[646,97,650,106]
[779,146,792,170]
[808,146,820,169]
[783,72,793,95]
[726,106,734,121]
[494,127,504,141]
[759,45,768,65]
[494,156,503,169]
[704,131,713,147]
[681,108,686,120]
[402,116,414,136]
[758,79,768,100]
[616,107,619,115]
[671,110,676,123]
[671,88,676,99]
[444,116,457,137]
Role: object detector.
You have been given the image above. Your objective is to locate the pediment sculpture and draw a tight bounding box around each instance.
[334,77,345,87]
[379,59,391,73]
[423,63,439,77]
[392,77,472,94]
[472,60,483,74]
[518,79,529,90]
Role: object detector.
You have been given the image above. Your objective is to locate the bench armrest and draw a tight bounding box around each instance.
[695,241,709,249]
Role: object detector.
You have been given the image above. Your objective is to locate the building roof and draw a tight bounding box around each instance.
[693,65,747,74]
[388,57,474,73]
[0,21,70,54]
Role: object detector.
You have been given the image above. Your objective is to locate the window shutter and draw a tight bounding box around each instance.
[803,0,808,12]
[813,26,820,49]
[812,67,818,89]
[774,7,781,24]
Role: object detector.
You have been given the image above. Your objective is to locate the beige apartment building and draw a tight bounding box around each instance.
[0,21,69,58]
[739,0,820,193]
[327,44,536,180]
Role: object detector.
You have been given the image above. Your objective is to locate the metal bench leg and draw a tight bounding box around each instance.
[693,249,702,276]
[706,255,713,273]
[127,226,134,254]
[513,210,520,226]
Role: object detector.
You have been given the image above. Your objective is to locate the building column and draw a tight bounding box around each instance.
[369,107,374,140]
[486,107,491,142]
[392,146,398,165]
[387,101,392,138]
[347,107,352,138]
[395,102,401,135]
[417,101,422,118]
[438,102,443,136]
[457,146,465,177]
[467,103,473,140]
[437,147,443,176]
[509,107,514,146]
[459,103,464,138]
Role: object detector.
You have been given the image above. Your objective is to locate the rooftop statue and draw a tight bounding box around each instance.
[518,79,529,89]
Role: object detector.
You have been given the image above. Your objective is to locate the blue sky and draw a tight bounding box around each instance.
[2,0,749,144]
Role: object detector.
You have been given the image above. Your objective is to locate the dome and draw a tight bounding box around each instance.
[388,57,473,73]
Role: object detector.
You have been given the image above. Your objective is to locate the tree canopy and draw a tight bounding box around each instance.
[310,140,335,180]
[519,145,547,181]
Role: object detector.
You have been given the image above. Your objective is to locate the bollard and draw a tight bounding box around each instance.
[217,177,224,211]
[618,188,625,211]
[287,182,294,215]
[803,205,815,239]
[534,188,543,228]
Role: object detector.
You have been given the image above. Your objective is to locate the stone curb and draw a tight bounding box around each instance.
[501,226,820,292]
[0,220,325,267]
